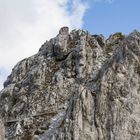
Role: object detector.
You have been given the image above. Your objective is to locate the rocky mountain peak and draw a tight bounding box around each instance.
[0,27,140,140]
[59,26,69,35]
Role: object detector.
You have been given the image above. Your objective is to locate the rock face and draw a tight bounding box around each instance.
[0,27,140,140]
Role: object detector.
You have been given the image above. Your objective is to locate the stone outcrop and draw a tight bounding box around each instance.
[0,27,140,140]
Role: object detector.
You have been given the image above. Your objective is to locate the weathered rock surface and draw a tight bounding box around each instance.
[0,27,140,140]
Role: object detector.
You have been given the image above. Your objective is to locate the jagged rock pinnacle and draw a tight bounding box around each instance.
[59,26,69,35]
[0,28,140,140]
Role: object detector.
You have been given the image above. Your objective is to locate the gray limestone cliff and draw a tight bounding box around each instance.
[0,27,140,140]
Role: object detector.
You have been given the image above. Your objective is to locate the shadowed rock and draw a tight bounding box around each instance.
[0,28,140,140]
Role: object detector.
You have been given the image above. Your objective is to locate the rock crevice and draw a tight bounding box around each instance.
[0,27,140,140]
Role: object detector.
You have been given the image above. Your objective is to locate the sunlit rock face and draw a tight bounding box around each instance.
[0,27,140,140]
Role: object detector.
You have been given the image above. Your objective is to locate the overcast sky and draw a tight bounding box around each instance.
[0,0,140,90]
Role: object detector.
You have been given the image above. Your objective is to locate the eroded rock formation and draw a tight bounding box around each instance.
[0,27,140,140]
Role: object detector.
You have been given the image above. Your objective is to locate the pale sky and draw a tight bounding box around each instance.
[0,0,140,90]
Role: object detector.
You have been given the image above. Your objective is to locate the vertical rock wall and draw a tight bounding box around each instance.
[0,28,140,140]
